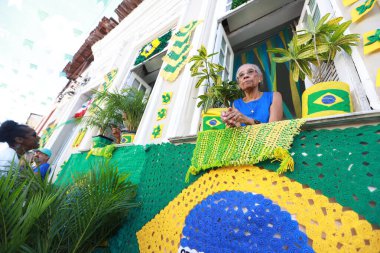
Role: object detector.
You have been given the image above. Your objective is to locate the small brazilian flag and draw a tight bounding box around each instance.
[202,108,226,131]
[302,81,353,118]
[121,133,135,144]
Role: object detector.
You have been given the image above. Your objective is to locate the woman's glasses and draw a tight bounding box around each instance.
[237,69,258,79]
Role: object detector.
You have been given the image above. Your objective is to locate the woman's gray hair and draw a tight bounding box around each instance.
[236,63,263,81]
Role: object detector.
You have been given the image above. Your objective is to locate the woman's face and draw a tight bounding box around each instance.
[237,65,262,92]
[20,127,40,152]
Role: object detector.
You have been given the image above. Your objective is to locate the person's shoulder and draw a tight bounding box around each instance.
[0,144,17,160]
[40,163,50,168]
[233,98,244,106]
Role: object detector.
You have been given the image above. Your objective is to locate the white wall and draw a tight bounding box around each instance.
[330,0,380,109]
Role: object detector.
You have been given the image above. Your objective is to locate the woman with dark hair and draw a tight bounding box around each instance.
[221,63,283,127]
[0,120,40,176]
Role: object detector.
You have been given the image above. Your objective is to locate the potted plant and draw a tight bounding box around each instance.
[80,100,122,147]
[189,45,243,131]
[94,87,148,143]
[267,14,360,118]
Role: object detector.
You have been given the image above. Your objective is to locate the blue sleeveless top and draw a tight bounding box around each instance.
[233,92,273,124]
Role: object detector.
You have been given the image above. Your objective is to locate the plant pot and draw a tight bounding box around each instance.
[120,130,136,144]
[201,108,226,131]
[92,135,114,148]
[302,81,353,118]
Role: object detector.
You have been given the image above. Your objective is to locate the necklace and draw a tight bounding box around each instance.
[244,92,262,114]
[247,101,258,114]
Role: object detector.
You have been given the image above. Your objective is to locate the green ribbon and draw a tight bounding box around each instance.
[365,29,380,46]
[356,0,375,15]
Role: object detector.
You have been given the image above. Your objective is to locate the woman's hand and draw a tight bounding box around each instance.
[221,108,253,127]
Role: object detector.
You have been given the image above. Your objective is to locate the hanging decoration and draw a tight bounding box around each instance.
[363,29,380,55]
[23,39,34,49]
[74,96,94,118]
[134,30,172,65]
[161,92,172,105]
[343,0,359,6]
[351,0,377,23]
[99,68,118,91]
[151,124,162,139]
[71,128,87,148]
[39,121,57,147]
[160,20,203,82]
[186,119,305,182]
[156,108,167,121]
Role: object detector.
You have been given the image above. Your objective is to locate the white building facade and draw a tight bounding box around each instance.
[41,0,380,180]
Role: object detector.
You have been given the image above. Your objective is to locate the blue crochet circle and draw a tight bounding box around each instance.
[209,119,217,126]
[321,95,336,104]
[180,191,313,253]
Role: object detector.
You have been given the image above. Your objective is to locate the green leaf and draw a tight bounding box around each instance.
[272,56,292,63]
[297,33,312,45]
[195,76,207,88]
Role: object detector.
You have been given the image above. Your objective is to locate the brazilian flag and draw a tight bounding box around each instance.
[121,133,135,144]
[302,82,353,118]
[202,108,226,131]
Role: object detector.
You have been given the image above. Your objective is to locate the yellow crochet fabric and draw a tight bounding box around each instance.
[86,144,115,159]
[186,119,305,182]
[137,166,380,253]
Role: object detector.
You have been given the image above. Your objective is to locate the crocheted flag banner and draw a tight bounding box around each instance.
[186,119,306,182]
[160,20,202,82]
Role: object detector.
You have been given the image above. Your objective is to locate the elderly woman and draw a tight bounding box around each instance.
[0,120,40,176]
[221,64,283,127]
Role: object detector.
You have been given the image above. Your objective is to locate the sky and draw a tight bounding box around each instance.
[0,0,121,124]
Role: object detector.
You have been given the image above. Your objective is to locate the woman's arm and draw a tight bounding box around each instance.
[268,92,283,122]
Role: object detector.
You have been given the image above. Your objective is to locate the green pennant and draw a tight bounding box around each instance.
[73,28,83,37]
[64,54,73,61]
[23,39,34,49]
[38,10,48,21]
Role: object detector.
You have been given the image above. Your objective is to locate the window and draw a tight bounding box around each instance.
[226,0,233,11]
[301,0,321,25]
[125,72,151,96]
[214,24,234,81]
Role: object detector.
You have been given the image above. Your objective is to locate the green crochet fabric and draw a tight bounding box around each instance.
[56,124,380,253]
[187,119,306,182]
